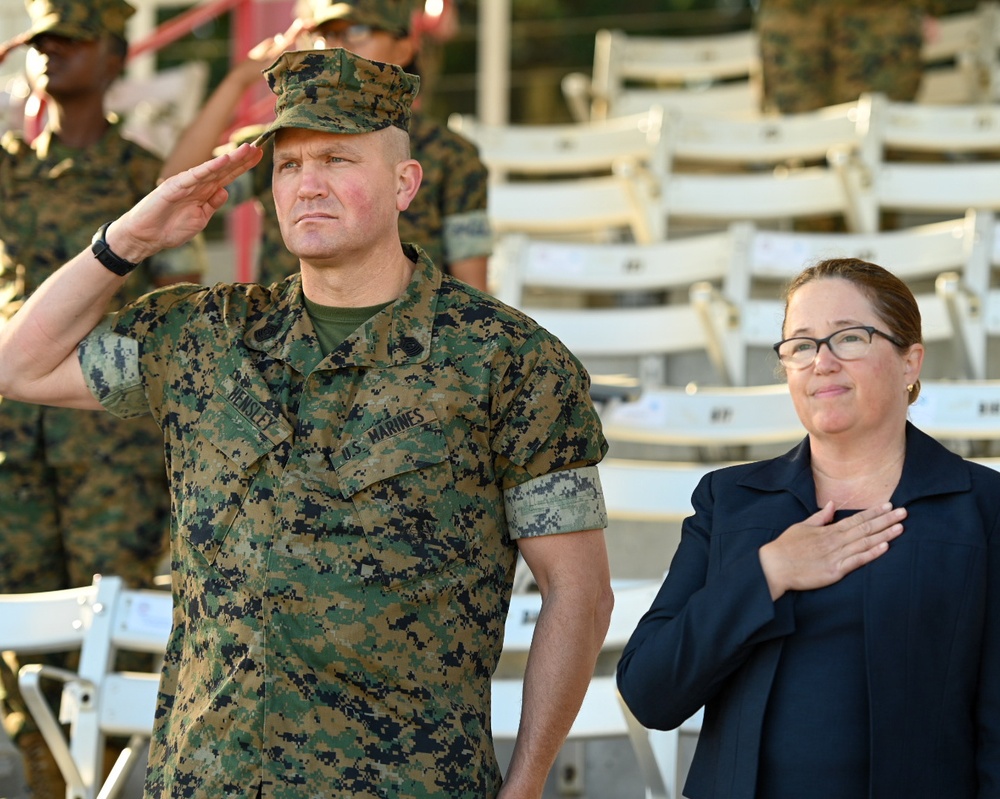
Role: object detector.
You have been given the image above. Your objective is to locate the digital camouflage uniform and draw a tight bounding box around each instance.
[79,246,607,798]
[756,0,946,113]
[245,112,492,285]
[76,48,607,799]
[226,0,491,285]
[0,0,204,739]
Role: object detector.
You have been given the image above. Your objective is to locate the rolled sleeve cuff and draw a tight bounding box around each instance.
[443,209,493,262]
[505,465,608,540]
[78,315,149,419]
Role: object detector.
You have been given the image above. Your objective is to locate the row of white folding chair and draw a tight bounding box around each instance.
[563,4,1000,124]
[493,213,996,390]
[461,101,863,243]
[694,213,995,385]
[598,379,1000,456]
[10,575,171,799]
[834,92,1000,235]
[464,93,1000,245]
[450,108,668,244]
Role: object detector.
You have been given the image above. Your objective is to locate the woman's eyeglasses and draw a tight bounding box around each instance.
[773,325,905,369]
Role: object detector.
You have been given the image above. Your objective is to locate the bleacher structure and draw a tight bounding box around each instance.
[5,5,1000,798]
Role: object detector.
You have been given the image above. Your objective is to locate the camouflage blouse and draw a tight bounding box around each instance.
[79,247,607,798]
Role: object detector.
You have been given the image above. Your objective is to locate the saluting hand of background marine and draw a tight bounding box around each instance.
[758,501,907,601]
[111,142,263,263]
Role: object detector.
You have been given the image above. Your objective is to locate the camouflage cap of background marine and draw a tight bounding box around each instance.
[254,48,419,144]
[24,0,136,42]
[305,0,415,38]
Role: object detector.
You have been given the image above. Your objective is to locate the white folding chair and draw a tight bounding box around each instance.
[17,575,172,799]
[657,102,861,238]
[0,582,102,799]
[486,175,664,244]
[491,231,737,389]
[564,28,761,122]
[492,580,672,798]
[917,3,1000,104]
[449,109,669,178]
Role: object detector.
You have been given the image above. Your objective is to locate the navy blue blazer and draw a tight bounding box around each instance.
[617,423,1000,799]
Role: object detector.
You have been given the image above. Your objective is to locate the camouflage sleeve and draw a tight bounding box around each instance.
[78,284,208,420]
[439,134,492,262]
[443,209,492,263]
[78,314,149,419]
[504,465,607,539]
[491,325,608,495]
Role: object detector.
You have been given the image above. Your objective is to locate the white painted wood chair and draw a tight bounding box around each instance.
[17,575,172,799]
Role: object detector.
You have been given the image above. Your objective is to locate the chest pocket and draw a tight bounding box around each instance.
[176,387,291,566]
[334,413,465,590]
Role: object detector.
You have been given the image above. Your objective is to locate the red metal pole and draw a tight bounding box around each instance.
[231,0,260,283]
[127,0,247,61]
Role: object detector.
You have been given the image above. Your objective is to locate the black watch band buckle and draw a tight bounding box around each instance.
[91,221,139,276]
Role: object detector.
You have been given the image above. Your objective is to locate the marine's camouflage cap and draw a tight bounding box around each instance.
[255,48,419,143]
[24,0,135,42]
[305,0,415,37]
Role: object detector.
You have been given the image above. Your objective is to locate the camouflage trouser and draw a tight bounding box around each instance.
[757,4,924,113]
[0,457,169,736]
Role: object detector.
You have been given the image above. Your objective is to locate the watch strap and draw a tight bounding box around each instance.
[91,221,139,276]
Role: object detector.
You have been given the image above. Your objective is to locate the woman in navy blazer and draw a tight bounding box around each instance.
[617,259,1000,799]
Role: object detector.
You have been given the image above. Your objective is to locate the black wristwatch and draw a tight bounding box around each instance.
[91,221,139,276]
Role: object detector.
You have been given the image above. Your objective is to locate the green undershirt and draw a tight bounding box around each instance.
[303,295,392,357]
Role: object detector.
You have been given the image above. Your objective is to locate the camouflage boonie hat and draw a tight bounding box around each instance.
[254,48,419,144]
[24,0,136,42]
[306,0,415,37]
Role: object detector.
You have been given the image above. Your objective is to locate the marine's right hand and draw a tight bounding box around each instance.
[106,143,264,264]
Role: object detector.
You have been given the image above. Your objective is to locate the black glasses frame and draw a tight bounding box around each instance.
[772,325,906,367]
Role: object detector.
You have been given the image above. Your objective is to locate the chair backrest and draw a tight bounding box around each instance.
[451,109,668,244]
[658,103,860,237]
[492,580,669,799]
[598,458,712,522]
[667,101,859,165]
[910,379,1000,443]
[449,108,668,177]
[0,583,99,656]
[694,214,993,384]
[835,93,1000,234]
[17,575,172,799]
[917,3,1000,104]
[590,28,760,121]
[485,174,664,244]
[490,230,733,306]
[600,382,802,451]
